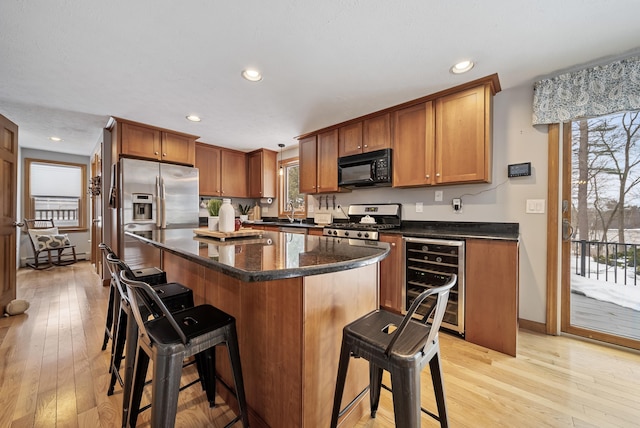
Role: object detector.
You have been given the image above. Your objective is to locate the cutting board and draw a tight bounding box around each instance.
[193,228,263,241]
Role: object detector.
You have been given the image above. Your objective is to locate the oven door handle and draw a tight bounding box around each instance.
[370,161,376,182]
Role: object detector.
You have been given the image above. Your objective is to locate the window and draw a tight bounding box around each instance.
[279,157,306,218]
[24,158,87,231]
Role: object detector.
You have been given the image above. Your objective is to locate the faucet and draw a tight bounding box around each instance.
[286,202,295,223]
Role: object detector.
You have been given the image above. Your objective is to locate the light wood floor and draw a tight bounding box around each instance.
[1,262,639,428]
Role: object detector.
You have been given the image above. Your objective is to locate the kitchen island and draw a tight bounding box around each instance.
[126,228,390,428]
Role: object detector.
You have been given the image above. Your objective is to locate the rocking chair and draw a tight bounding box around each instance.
[24,218,77,269]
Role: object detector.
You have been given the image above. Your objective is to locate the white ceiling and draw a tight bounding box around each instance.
[2,0,640,157]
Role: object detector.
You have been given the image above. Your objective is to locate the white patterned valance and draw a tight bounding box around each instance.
[532,56,640,125]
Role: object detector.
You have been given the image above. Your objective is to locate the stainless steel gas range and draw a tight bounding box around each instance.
[322,203,402,241]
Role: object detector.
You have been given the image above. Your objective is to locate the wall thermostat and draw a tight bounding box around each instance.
[508,162,531,177]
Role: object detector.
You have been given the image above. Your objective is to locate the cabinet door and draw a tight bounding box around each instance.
[316,129,339,193]
[221,149,247,197]
[120,122,161,160]
[161,132,195,166]
[379,234,403,313]
[195,143,221,196]
[299,136,318,194]
[465,239,519,356]
[435,85,491,184]
[392,102,434,187]
[338,122,363,157]
[248,149,277,198]
[363,113,391,153]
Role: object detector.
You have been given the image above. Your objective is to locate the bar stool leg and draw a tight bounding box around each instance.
[121,304,138,428]
[108,309,127,396]
[150,349,185,428]
[429,351,449,428]
[330,341,352,428]
[226,323,249,427]
[199,348,217,406]
[390,366,421,428]
[129,348,150,428]
[369,363,384,417]
[102,284,115,350]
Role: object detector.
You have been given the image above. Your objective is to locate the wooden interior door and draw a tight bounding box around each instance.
[0,114,18,310]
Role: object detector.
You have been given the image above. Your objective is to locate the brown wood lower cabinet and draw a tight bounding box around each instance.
[379,233,403,313]
[465,239,519,356]
[162,251,377,427]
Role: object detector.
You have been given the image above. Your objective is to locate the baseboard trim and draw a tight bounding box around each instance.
[519,318,546,334]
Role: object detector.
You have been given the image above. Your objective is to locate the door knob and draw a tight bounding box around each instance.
[13,221,24,227]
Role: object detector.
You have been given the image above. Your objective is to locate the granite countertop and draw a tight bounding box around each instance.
[386,221,520,241]
[126,228,390,282]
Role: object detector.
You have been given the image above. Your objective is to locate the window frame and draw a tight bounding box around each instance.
[278,156,307,219]
[24,158,88,232]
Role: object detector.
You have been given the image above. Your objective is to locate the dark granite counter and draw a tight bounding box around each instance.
[390,221,520,241]
[126,228,389,282]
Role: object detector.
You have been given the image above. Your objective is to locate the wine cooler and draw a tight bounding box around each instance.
[403,237,465,335]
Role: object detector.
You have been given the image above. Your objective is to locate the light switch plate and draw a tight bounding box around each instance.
[435,191,443,202]
[416,202,423,213]
[526,199,545,214]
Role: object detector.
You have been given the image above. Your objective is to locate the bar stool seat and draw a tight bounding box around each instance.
[121,271,249,428]
[331,274,457,428]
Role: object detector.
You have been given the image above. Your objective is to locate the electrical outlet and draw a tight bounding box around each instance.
[263,206,269,214]
[435,191,443,202]
[452,198,462,213]
[416,202,423,213]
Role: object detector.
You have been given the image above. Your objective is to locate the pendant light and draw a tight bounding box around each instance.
[278,143,285,176]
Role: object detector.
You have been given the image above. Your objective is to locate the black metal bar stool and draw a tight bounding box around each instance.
[331,274,457,428]
[120,271,250,428]
[99,243,167,351]
[105,254,208,428]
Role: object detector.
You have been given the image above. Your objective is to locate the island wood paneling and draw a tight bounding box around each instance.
[162,251,378,427]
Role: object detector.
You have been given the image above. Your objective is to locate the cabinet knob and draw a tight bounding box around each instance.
[357,145,361,149]
[391,242,396,247]
[154,151,159,155]
[163,153,167,156]
[426,174,430,179]
[436,173,440,177]
[363,145,368,148]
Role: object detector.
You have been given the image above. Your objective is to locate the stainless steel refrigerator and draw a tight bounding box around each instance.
[119,158,199,269]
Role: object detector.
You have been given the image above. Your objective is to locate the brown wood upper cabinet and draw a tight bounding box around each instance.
[393,84,492,187]
[195,143,221,196]
[338,113,391,157]
[299,131,339,194]
[195,142,247,197]
[248,149,277,198]
[119,121,196,166]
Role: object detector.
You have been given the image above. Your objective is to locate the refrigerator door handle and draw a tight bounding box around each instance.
[161,177,167,229]
[156,176,162,228]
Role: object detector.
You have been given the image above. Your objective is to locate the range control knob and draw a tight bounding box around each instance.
[344,231,350,237]
[333,230,338,236]
[357,232,363,238]
[364,233,370,239]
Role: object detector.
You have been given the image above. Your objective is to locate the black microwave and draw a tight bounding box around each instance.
[338,148,392,188]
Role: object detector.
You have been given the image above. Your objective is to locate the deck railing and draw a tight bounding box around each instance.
[572,240,639,286]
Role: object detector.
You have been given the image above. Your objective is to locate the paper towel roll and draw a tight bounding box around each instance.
[260,198,273,204]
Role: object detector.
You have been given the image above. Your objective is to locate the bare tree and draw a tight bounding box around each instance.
[572,111,640,244]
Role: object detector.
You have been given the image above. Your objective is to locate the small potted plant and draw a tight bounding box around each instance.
[207,199,223,231]
[238,204,251,223]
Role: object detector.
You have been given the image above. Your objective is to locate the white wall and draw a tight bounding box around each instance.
[307,82,551,324]
[19,148,91,265]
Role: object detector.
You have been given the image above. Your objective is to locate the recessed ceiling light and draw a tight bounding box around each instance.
[450,60,474,74]
[49,136,62,142]
[186,115,201,122]
[241,69,263,82]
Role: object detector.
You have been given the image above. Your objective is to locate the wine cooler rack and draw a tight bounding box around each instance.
[403,237,465,335]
